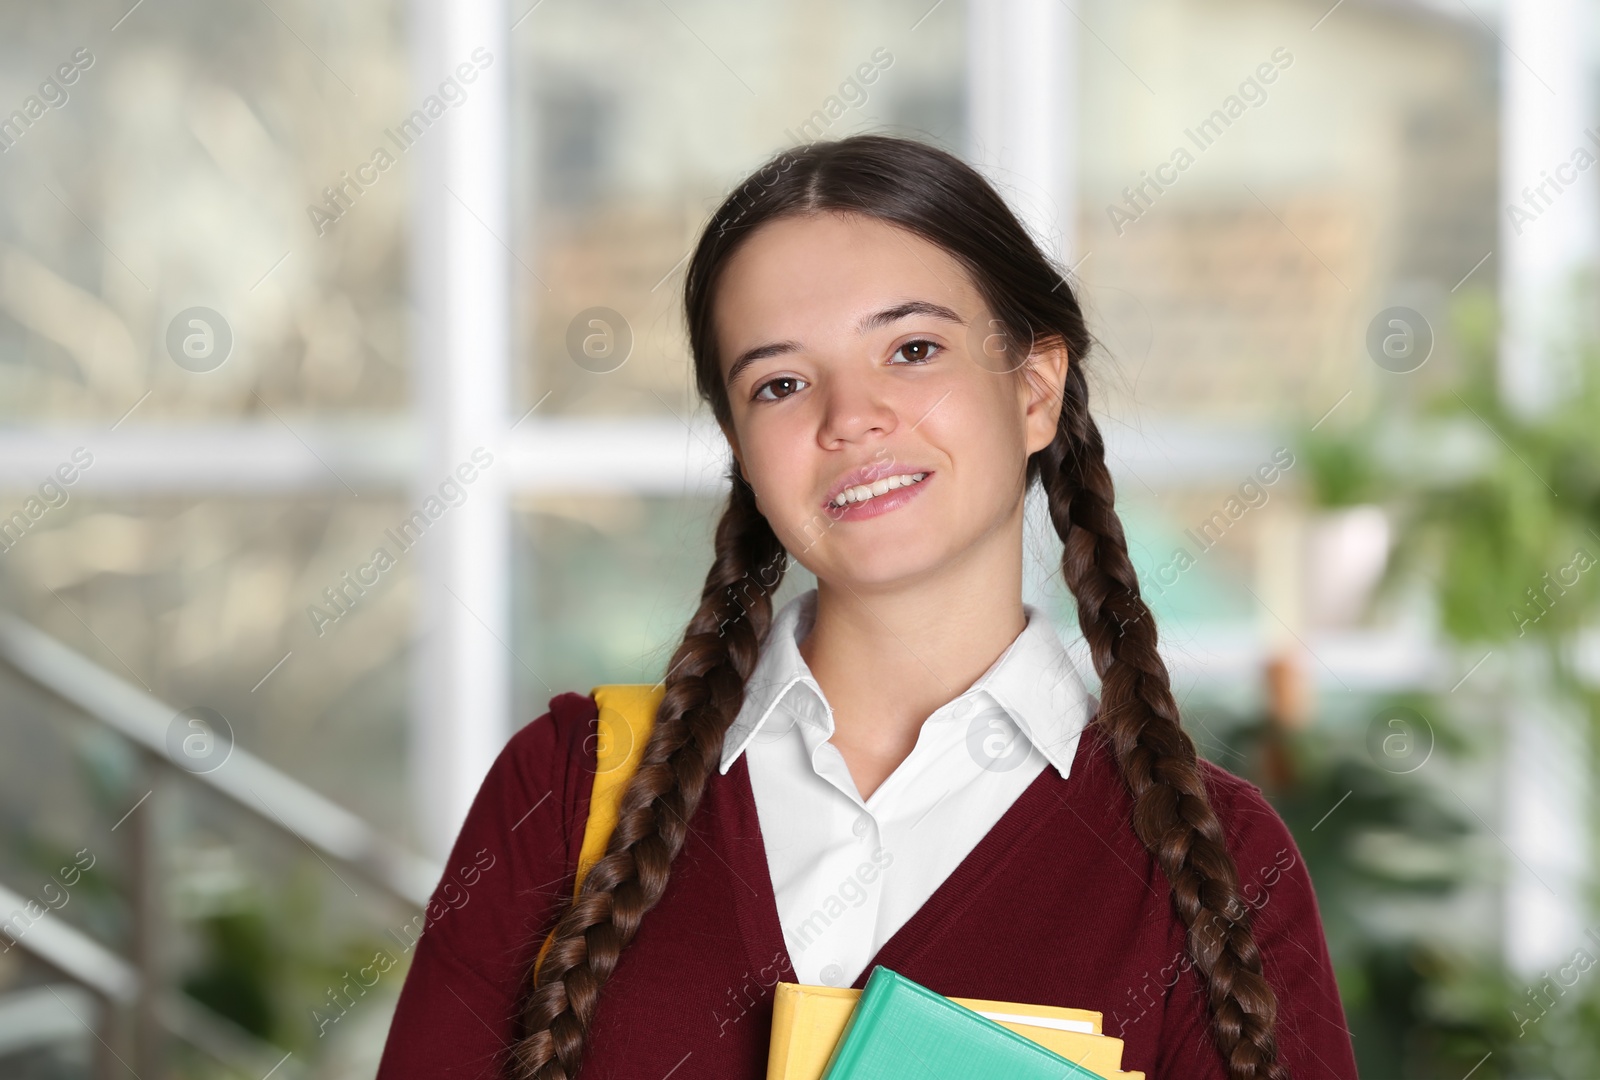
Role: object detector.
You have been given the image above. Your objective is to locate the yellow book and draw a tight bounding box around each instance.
[766,982,1144,1080]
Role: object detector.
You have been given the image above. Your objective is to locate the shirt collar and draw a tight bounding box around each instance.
[718,588,1095,778]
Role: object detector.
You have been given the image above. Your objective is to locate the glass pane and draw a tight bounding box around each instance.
[511,0,970,418]
[0,495,415,840]
[0,0,412,423]
[1076,0,1494,426]
[513,492,821,712]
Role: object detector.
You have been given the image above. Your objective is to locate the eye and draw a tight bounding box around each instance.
[753,374,808,402]
[892,338,941,364]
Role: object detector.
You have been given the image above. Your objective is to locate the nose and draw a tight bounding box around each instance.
[816,368,899,448]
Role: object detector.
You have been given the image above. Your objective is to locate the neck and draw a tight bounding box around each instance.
[797,515,1027,799]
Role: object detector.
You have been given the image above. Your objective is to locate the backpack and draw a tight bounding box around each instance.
[532,683,664,985]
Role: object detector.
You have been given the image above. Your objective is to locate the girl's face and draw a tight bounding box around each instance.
[713,211,1067,592]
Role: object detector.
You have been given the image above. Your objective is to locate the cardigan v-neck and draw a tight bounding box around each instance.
[722,588,1094,989]
[716,715,1084,994]
[376,690,1359,1079]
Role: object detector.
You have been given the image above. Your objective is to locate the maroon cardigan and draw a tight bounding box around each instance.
[375,692,1358,1078]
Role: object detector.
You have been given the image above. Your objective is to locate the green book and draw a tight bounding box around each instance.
[820,966,1108,1079]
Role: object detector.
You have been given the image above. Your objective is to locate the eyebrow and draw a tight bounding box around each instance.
[724,299,966,388]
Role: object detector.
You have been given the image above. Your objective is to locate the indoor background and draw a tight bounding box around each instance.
[1,0,1597,1076]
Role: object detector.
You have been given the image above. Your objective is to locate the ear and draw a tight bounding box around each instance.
[1020,337,1069,455]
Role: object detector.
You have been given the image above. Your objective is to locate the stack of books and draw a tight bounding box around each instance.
[768,966,1145,1080]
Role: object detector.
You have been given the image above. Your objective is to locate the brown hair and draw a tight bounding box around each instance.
[512,134,1289,1080]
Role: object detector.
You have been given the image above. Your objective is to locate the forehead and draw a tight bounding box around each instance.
[713,212,980,373]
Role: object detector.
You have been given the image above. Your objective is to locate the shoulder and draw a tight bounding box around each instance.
[421,690,602,943]
[504,689,599,766]
[1190,756,1331,961]
[1188,763,1358,1074]
[462,690,600,852]
[1194,756,1299,866]
[503,689,600,809]
[1071,730,1356,1073]
[379,692,604,1075]
[1072,726,1299,869]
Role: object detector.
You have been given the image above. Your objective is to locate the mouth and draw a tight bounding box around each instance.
[825,470,930,510]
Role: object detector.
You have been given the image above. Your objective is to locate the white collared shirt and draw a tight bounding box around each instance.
[718,589,1095,988]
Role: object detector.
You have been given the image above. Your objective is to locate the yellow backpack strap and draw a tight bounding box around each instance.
[532,683,663,986]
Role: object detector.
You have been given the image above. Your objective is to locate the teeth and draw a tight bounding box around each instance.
[831,472,927,508]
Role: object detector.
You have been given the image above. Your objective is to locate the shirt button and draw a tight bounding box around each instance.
[820,963,845,986]
[852,814,872,839]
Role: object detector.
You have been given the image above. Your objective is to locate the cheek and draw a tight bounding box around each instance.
[918,379,1030,498]
[737,415,823,523]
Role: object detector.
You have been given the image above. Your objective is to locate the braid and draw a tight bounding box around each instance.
[510,472,786,1079]
[1035,360,1289,1080]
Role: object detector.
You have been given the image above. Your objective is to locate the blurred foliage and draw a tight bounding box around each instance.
[1211,705,1600,1077]
[182,907,282,1040]
[178,870,402,1057]
[0,726,410,1077]
[1298,413,1390,510]
[1404,304,1600,667]
[1271,287,1600,1074]
[1304,292,1600,678]
[171,826,408,1070]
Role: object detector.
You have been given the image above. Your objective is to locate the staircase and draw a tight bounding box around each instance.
[0,613,442,1078]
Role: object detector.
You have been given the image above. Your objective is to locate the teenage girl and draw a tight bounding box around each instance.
[377,135,1358,1080]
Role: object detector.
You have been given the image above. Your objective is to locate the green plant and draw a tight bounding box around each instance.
[1265,285,1600,1075]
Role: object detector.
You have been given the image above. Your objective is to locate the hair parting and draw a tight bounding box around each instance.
[511,134,1288,1080]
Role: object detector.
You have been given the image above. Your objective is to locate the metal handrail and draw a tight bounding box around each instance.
[0,881,135,1003]
[0,881,307,1078]
[0,610,442,1074]
[0,613,441,907]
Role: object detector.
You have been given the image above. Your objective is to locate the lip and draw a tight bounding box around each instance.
[822,462,936,521]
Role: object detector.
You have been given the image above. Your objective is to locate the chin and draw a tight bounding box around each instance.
[807,533,953,592]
